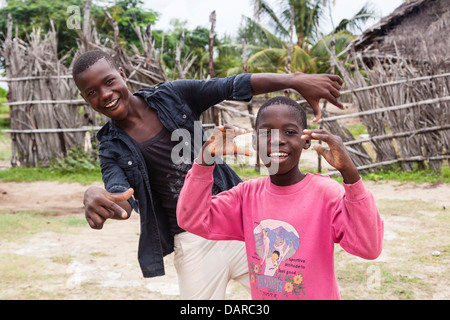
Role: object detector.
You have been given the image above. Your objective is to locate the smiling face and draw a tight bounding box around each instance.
[74,58,131,121]
[253,103,311,186]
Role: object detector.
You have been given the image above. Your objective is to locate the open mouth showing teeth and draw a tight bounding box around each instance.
[269,152,289,157]
[105,99,119,108]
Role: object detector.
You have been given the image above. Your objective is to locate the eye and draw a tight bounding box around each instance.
[87,90,96,97]
[258,129,271,136]
[106,78,114,85]
[285,130,297,136]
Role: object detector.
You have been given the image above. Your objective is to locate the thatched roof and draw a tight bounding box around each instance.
[349,0,450,67]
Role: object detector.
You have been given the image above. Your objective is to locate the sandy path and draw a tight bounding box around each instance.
[0,166,449,299]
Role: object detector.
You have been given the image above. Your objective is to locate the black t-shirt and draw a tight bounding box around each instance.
[137,126,220,236]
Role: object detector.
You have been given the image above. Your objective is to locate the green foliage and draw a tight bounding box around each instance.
[230,162,450,185]
[0,166,102,184]
[0,211,86,242]
[0,88,9,130]
[95,0,159,51]
[49,144,99,174]
[238,16,285,49]
[310,30,355,73]
[159,26,213,79]
[361,164,450,184]
[0,144,102,184]
[0,0,375,79]
[332,2,377,34]
[346,121,368,138]
[0,0,85,58]
[0,0,158,66]
[232,0,375,76]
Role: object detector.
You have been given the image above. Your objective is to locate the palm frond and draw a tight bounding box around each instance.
[255,0,289,36]
[246,47,286,73]
[238,16,286,48]
[333,2,376,34]
[291,45,316,73]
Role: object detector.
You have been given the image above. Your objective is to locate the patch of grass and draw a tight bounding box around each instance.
[51,255,73,265]
[0,211,87,242]
[0,132,11,161]
[0,166,102,184]
[334,184,449,300]
[347,122,368,138]
[377,199,444,217]
[0,253,69,300]
[361,164,450,184]
[228,164,267,181]
[231,161,450,185]
[90,251,109,257]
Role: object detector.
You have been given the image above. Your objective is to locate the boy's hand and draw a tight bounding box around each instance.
[250,72,344,123]
[198,125,253,166]
[83,186,134,229]
[293,73,344,123]
[301,129,360,184]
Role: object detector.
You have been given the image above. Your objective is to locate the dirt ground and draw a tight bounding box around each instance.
[1,142,449,300]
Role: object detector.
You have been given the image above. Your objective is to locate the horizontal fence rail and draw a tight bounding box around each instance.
[2,73,449,172]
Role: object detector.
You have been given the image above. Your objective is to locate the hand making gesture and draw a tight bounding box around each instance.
[301,129,360,184]
[250,72,344,122]
[84,187,134,229]
[198,125,253,166]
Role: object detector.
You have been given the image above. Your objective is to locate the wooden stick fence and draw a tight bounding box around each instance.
[1,5,448,173]
[3,70,449,172]
[323,50,450,174]
[0,5,167,167]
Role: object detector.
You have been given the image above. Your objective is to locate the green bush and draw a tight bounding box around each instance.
[49,144,99,174]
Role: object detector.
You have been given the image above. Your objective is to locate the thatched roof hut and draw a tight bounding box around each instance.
[349,0,450,69]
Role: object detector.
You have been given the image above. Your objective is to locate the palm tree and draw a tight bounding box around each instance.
[232,0,376,75]
[252,0,325,49]
[236,14,317,74]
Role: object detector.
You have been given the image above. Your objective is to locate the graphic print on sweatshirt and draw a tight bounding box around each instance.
[251,219,306,298]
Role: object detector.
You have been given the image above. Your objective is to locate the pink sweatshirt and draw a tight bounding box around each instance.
[177,162,384,300]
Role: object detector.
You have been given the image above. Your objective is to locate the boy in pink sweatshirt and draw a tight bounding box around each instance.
[177,96,383,300]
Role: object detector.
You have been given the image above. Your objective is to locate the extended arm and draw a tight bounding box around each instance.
[84,142,135,230]
[174,72,343,122]
[176,162,245,241]
[302,128,383,259]
[250,72,344,122]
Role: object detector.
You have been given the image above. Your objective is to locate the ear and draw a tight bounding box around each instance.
[303,138,311,150]
[118,67,127,81]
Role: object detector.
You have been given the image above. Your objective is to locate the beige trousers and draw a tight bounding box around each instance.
[174,231,250,299]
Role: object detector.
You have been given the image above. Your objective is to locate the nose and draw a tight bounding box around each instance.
[270,129,286,146]
[99,86,113,103]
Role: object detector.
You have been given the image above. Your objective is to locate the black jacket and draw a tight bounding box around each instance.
[96,74,253,277]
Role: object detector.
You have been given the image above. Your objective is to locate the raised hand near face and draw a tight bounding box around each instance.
[198,124,253,166]
[294,73,344,122]
[301,129,360,184]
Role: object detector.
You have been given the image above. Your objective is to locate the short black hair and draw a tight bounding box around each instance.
[255,96,307,130]
[72,50,118,80]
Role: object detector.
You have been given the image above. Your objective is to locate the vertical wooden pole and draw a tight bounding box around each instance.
[208,11,216,79]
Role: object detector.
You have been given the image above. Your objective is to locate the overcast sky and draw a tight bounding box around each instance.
[142,0,404,37]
